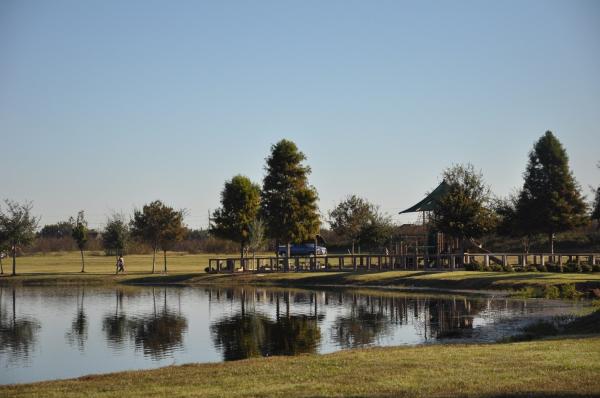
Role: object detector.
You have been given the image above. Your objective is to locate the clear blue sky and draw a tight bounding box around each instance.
[1,0,599,229]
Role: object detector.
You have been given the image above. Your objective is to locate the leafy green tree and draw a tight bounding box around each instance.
[70,210,88,273]
[329,195,393,252]
[261,140,320,270]
[131,200,173,273]
[329,195,373,253]
[0,200,39,276]
[102,213,130,259]
[38,222,72,238]
[157,208,186,273]
[211,175,261,270]
[517,131,587,253]
[0,229,8,275]
[358,210,394,250]
[432,164,496,252]
[495,192,535,253]
[592,187,600,229]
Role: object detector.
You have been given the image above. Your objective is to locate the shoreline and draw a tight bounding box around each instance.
[2,270,600,298]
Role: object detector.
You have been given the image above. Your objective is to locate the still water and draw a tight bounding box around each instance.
[0,285,588,384]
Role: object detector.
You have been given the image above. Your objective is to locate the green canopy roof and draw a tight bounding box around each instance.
[399,181,450,214]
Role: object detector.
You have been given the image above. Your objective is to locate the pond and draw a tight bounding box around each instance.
[0,285,590,384]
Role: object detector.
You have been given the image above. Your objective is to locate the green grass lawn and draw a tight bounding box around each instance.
[2,336,599,397]
[2,252,600,296]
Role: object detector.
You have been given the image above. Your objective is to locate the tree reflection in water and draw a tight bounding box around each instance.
[102,289,128,349]
[65,287,87,350]
[0,287,40,364]
[210,288,321,361]
[101,288,188,359]
[332,293,390,349]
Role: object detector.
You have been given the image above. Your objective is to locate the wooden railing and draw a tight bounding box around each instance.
[207,252,600,273]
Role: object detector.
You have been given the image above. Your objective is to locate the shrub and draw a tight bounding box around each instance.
[564,262,582,273]
[503,264,515,272]
[464,262,483,271]
[593,264,600,273]
[536,264,548,272]
[525,265,538,272]
[581,264,593,273]
[490,264,503,272]
[547,263,563,273]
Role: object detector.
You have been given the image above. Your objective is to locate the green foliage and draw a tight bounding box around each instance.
[432,164,496,242]
[131,200,186,272]
[546,263,563,273]
[490,264,504,272]
[261,139,320,244]
[329,195,393,251]
[503,264,515,272]
[517,131,588,252]
[0,200,39,275]
[563,262,582,273]
[70,211,88,251]
[592,186,600,227]
[38,221,72,238]
[536,264,548,272]
[211,175,261,255]
[103,213,130,256]
[329,195,373,251]
[581,264,593,273]
[593,264,600,273]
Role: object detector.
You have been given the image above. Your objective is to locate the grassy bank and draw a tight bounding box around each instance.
[3,336,599,397]
[1,252,600,297]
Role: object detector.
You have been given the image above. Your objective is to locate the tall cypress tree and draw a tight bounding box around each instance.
[261,139,320,270]
[517,131,587,253]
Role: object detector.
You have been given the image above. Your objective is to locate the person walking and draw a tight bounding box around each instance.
[116,255,125,273]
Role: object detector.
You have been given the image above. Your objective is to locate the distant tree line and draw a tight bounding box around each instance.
[1,133,599,275]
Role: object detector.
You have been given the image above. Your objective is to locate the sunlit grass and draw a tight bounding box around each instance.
[2,337,599,397]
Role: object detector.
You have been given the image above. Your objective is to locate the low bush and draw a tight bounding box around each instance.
[503,264,515,272]
[464,262,483,271]
[593,264,600,272]
[490,264,503,272]
[536,264,548,272]
[546,263,563,273]
[581,264,593,273]
[525,265,538,272]
[564,262,582,273]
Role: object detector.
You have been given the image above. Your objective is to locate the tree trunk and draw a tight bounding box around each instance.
[549,233,554,254]
[152,248,156,273]
[351,240,355,255]
[240,242,245,272]
[163,250,167,273]
[12,246,16,276]
[286,242,291,272]
[80,249,85,273]
[275,239,280,271]
[0,254,3,275]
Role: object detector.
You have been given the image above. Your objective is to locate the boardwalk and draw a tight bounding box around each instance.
[208,252,600,273]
